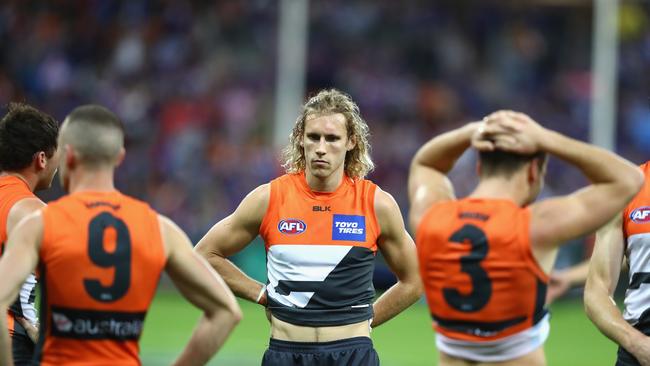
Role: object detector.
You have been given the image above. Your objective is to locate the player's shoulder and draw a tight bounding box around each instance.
[639,161,650,179]
[372,186,401,218]
[246,182,271,202]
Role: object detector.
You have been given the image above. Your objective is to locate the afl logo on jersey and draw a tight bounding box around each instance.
[631,207,650,223]
[278,219,307,234]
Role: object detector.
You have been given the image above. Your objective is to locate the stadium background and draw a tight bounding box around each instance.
[1,1,648,364]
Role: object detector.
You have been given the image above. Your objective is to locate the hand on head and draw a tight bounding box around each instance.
[472,110,545,155]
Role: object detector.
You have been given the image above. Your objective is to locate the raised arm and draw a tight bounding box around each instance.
[194,184,269,305]
[0,212,42,366]
[509,114,646,246]
[160,215,242,366]
[584,215,650,364]
[408,122,481,232]
[372,188,423,328]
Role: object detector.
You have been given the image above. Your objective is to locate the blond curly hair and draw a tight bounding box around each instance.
[281,89,374,179]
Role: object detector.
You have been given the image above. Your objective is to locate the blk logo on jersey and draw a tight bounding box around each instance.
[332,214,366,241]
[631,207,650,223]
[278,219,307,234]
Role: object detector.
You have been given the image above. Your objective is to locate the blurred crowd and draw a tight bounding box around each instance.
[1,0,649,277]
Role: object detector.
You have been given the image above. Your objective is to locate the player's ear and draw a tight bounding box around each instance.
[114,147,126,167]
[346,135,356,151]
[65,145,77,170]
[528,159,539,184]
[34,151,47,171]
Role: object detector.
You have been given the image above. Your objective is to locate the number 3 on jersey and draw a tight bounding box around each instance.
[443,224,492,312]
[84,212,132,302]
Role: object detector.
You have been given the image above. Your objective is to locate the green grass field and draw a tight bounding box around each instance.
[139,290,617,365]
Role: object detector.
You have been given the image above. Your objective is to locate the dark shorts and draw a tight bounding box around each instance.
[616,345,643,366]
[11,319,35,366]
[262,336,379,366]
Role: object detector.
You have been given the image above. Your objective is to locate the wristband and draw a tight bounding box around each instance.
[255,285,266,304]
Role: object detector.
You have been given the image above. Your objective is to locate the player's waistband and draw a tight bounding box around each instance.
[436,313,550,363]
[268,336,373,353]
[270,315,371,342]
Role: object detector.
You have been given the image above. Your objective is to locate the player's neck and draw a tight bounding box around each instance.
[470,176,530,206]
[304,169,345,193]
[0,170,38,192]
[68,169,116,194]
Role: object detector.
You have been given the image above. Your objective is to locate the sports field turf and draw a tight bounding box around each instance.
[140,290,617,365]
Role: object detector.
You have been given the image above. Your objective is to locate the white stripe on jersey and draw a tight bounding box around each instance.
[267,244,352,308]
[19,273,38,324]
[624,232,650,324]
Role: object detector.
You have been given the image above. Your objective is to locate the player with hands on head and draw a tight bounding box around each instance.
[409,111,643,366]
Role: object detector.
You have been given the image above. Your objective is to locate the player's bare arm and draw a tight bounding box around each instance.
[546,260,590,304]
[160,215,242,366]
[6,197,45,235]
[408,121,481,232]
[5,197,45,343]
[585,215,650,365]
[371,188,422,328]
[501,113,646,249]
[195,183,270,304]
[0,212,43,366]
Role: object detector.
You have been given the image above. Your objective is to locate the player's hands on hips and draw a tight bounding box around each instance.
[629,336,650,366]
[16,317,38,344]
[546,271,572,305]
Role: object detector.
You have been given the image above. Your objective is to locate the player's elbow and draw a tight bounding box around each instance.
[411,276,424,297]
[619,167,645,201]
[194,243,223,263]
[207,299,242,329]
[402,273,424,300]
[229,303,243,324]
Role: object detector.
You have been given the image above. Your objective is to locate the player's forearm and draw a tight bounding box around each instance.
[540,129,643,191]
[371,278,422,328]
[205,254,265,304]
[173,310,241,366]
[566,261,590,286]
[412,122,480,174]
[584,281,643,353]
[0,306,12,366]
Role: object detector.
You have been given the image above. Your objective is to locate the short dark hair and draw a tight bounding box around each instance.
[0,102,59,171]
[479,150,548,178]
[62,105,124,165]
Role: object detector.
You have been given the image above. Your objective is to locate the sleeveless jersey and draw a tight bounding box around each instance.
[259,172,380,326]
[623,162,650,328]
[0,175,39,333]
[36,191,166,366]
[417,198,548,342]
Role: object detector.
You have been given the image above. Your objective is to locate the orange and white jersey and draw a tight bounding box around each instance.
[36,191,166,366]
[623,161,650,326]
[417,198,548,343]
[0,175,39,332]
[259,172,380,326]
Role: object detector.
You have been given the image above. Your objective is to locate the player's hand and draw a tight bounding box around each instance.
[471,111,521,152]
[546,271,572,305]
[16,317,38,344]
[629,337,650,366]
[475,111,547,155]
[493,112,546,154]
